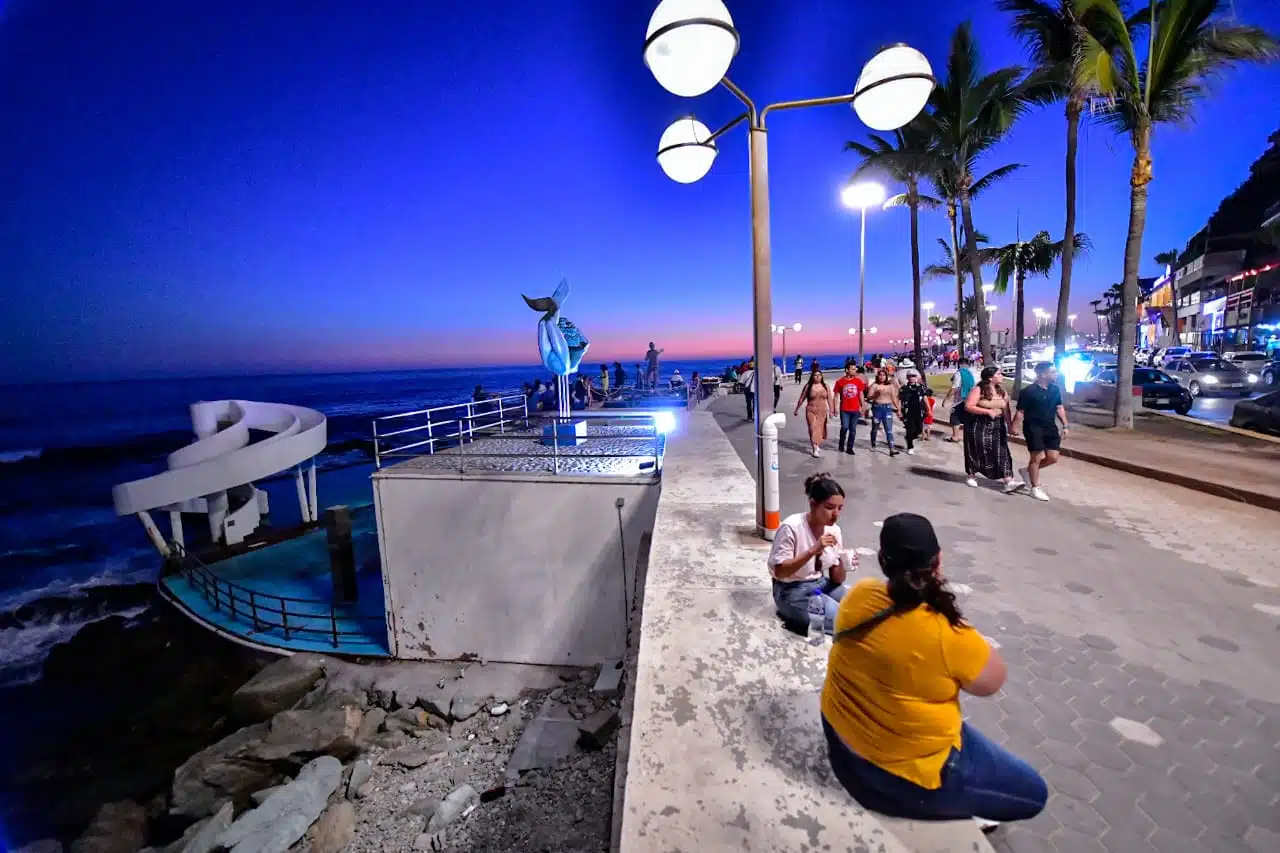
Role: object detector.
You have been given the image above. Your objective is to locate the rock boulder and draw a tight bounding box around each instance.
[170,722,277,819]
[230,655,327,724]
[215,756,342,853]
[70,800,148,853]
[238,707,364,763]
[310,802,356,853]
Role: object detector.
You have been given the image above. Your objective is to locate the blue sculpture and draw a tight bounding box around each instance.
[524,278,590,430]
[522,277,590,376]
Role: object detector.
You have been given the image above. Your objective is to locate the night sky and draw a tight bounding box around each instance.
[2,0,1278,382]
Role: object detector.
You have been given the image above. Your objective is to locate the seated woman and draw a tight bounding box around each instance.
[821,512,1047,825]
[766,473,852,634]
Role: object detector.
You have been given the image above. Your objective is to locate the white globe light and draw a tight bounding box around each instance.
[852,44,935,131]
[848,327,856,335]
[657,117,717,184]
[644,0,739,98]
[792,322,802,332]
[841,181,886,210]
[870,326,879,334]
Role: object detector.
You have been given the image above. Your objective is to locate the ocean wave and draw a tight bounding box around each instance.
[0,550,156,614]
[0,602,151,689]
[0,448,42,464]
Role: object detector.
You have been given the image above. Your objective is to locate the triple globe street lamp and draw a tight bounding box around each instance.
[771,322,802,363]
[645,0,936,535]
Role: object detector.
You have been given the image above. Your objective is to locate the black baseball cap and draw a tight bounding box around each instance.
[879,513,941,570]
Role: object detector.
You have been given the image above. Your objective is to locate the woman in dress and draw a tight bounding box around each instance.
[794,365,833,458]
[822,513,1046,824]
[962,367,1024,493]
[865,369,901,457]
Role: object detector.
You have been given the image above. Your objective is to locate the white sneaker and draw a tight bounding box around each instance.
[1030,486,1050,501]
[812,447,820,458]
[966,477,978,488]
[907,448,916,455]
[974,818,1001,833]
[1002,478,1025,494]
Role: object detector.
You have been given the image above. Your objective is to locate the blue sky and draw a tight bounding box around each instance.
[1,0,1277,382]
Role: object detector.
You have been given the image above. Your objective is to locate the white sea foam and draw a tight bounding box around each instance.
[0,448,42,463]
[0,605,150,688]
[0,550,155,613]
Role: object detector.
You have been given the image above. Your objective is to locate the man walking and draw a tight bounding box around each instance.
[773,360,784,410]
[1012,362,1069,502]
[740,361,757,421]
[794,355,804,384]
[943,357,977,442]
[831,361,867,454]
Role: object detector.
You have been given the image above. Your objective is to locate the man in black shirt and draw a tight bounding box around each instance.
[1012,363,1069,502]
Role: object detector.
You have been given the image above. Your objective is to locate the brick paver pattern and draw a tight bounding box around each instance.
[706,386,1280,853]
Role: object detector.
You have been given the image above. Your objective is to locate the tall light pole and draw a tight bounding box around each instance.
[922,300,936,359]
[645,0,934,537]
[772,321,801,364]
[842,181,887,364]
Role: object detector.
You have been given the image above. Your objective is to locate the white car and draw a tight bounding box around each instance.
[1223,351,1269,385]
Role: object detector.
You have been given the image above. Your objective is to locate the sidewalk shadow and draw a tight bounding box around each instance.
[909,465,1009,493]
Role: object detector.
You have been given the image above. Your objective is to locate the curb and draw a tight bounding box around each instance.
[1142,407,1280,445]
[1002,433,1280,513]
[928,418,1280,513]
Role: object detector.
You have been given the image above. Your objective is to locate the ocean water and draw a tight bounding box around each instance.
[2,355,845,687]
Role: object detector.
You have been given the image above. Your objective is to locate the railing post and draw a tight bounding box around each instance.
[551,415,560,475]
[331,607,340,648]
[372,418,381,469]
[457,419,467,473]
[427,420,434,455]
[250,590,260,630]
[498,398,506,435]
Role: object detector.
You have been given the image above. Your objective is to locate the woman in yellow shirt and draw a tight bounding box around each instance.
[821,513,1046,824]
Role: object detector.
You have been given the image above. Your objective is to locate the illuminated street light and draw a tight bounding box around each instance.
[645,0,935,538]
[842,181,887,364]
[772,321,802,363]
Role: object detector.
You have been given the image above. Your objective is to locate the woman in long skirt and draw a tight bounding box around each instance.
[962,367,1025,493]
[795,366,833,458]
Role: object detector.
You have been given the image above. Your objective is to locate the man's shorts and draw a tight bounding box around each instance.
[949,406,967,427]
[1024,425,1061,453]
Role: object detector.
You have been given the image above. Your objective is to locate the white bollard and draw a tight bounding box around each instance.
[761,413,786,540]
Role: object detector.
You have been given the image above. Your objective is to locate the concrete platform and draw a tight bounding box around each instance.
[617,411,992,853]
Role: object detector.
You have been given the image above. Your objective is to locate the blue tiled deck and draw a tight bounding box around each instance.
[161,504,390,657]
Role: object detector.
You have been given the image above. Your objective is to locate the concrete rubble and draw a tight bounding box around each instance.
[52,655,624,853]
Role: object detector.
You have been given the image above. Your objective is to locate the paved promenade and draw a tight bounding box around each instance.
[707,385,1280,853]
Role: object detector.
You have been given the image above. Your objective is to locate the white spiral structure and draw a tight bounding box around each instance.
[113,400,328,552]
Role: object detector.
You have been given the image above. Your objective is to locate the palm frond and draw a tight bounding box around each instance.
[970,163,1025,197]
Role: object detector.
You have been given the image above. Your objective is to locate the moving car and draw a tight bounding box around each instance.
[1166,357,1251,397]
[1264,355,1280,388]
[1153,346,1191,368]
[1223,351,1270,385]
[1073,367,1192,415]
[1229,390,1280,436]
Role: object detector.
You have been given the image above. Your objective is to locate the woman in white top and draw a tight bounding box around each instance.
[767,473,854,634]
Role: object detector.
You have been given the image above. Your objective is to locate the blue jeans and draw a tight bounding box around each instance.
[870,403,895,448]
[838,410,861,451]
[772,578,847,634]
[823,717,1047,822]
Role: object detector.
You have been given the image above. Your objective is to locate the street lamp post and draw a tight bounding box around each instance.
[772,321,801,364]
[645,0,935,537]
[841,182,887,364]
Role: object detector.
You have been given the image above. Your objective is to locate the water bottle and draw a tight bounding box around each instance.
[808,588,826,646]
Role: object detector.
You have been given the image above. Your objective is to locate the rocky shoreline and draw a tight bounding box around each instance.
[11,652,623,853]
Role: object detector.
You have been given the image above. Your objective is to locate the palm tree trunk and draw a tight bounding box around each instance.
[949,206,964,359]
[1014,268,1027,397]
[958,189,992,364]
[909,185,924,374]
[1114,122,1153,429]
[1053,96,1082,365]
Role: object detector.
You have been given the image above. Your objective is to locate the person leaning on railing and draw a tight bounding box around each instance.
[821,513,1047,827]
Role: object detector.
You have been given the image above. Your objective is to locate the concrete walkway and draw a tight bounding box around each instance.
[707,384,1280,853]
[617,409,982,853]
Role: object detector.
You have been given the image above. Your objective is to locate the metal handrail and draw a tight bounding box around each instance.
[372,394,529,468]
[167,542,383,648]
[373,407,667,475]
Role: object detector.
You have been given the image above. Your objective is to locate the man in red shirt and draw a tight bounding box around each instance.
[831,361,868,455]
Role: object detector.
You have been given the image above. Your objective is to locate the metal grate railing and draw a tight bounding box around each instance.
[372,394,529,468]
[167,542,384,648]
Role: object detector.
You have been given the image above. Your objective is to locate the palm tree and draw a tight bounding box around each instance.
[1153,249,1179,268]
[1080,0,1277,428]
[925,231,991,352]
[997,0,1111,369]
[846,122,940,375]
[925,22,1030,364]
[985,231,1092,394]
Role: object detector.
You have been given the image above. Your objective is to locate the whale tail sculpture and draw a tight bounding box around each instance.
[523,277,589,378]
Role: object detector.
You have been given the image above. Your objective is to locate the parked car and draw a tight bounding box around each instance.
[1223,351,1270,385]
[1073,367,1192,415]
[1229,390,1280,436]
[1166,357,1251,397]
[1155,346,1192,367]
[1263,355,1280,387]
